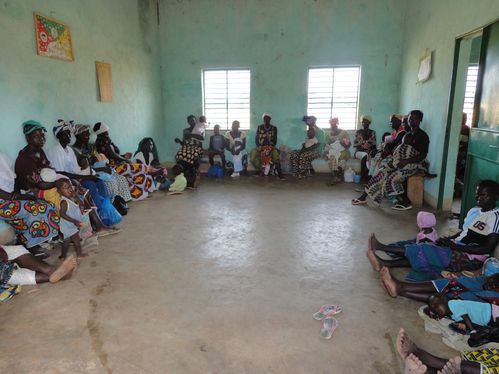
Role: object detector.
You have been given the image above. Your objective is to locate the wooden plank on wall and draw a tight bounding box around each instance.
[96,61,113,102]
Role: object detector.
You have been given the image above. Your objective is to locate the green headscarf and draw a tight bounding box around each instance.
[22,120,47,136]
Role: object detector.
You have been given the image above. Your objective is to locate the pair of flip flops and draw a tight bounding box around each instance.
[313,304,342,339]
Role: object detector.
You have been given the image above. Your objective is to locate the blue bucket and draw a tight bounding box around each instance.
[353,174,361,184]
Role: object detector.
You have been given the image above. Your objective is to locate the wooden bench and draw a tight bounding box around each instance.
[407,172,437,208]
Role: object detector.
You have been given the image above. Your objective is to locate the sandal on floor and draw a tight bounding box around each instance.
[313,304,342,320]
[352,198,367,205]
[320,316,338,340]
[391,203,412,211]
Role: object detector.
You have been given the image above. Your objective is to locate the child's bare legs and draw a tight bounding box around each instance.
[60,239,70,260]
[397,328,479,373]
[13,253,76,283]
[380,267,436,301]
[71,233,87,259]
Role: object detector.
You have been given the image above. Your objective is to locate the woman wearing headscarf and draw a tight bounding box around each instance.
[71,124,132,202]
[353,115,377,181]
[93,122,152,200]
[323,117,351,184]
[250,113,284,179]
[0,150,59,250]
[15,121,118,236]
[174,115,204,188]
[47,121,122,226]
[225,120,248,177]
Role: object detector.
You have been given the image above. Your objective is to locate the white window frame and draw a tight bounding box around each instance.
[202,69,251,130]
[306,66,361,130]
[462,64,479,127]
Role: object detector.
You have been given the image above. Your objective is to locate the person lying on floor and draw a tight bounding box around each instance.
[366,179,499,280]
[397,328,490,374]
[0,245,77,286]
[428,294,499,333]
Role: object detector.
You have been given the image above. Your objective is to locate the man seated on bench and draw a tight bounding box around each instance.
[352,109,430,210]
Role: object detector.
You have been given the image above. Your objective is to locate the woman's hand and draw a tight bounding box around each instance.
[437,237,458,250]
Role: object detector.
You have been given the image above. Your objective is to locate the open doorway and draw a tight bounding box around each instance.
[439,31,483,216]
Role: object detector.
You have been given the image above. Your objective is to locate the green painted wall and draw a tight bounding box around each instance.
[398,0,499,209]
[0,0,163,161]
[158,0,407,160]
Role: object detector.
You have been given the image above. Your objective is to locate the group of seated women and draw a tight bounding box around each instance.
[0,119,173,299]
[175,109,429,212]
[366,179,499,373]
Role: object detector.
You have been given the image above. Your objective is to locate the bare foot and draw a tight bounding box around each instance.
[367,247,381,271]
[397,328,417,360]
[49,256,77,283]
[380,267,398,297]
[405,353,427,374]
[437,357,462,374]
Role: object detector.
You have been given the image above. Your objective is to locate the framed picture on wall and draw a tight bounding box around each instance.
[34,12,74,61]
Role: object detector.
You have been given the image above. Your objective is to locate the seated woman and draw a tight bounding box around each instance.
[367,115,406,178]
[353,115,376,181]
[250,113,284,179]
[353,110,430,210]
[174,115,204,188]
[94,122,153,200]
[366,180,499,281]
[72,124,132,203]
[225,120,247,178]
[46,121,122,226]
[0,151,59,252]
[14,121,116,237]
[289,127,320,179]
[323,117,351,184]
[0,244,77,286]
[134,137,168,187]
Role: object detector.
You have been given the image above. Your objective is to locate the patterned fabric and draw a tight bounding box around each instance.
[255,124,277,147]
[289,148,320,177]
[175,138,203,166]
[0,284,21,302]
[364,143,427,202]
[462,348,499,373]
[260,145,274,165]
[0,261,15,288]
[0,199,59,248]
[353,129,377,155]
[250,147,280,170]
[114,163,151,201]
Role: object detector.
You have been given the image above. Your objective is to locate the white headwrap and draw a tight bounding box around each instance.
[53,120,74,137]
[360,114,372,123]
[94,122,110,136]
[262,113,272,120]
[0,153,16,193]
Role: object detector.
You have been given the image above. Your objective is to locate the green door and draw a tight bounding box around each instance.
[461,21,499,218]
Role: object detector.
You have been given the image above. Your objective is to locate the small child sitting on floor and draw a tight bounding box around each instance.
[168,164,187,194]
[428,294,499,334]
[56,178,89,260]
[416,211,439,243]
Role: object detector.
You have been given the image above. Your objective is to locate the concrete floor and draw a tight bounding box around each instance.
[0,177,458,373]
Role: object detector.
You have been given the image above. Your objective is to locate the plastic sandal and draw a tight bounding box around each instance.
[351,198,367,205]
[320,316,338,339]
[313,304,342,320]
[391,203,413,211]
